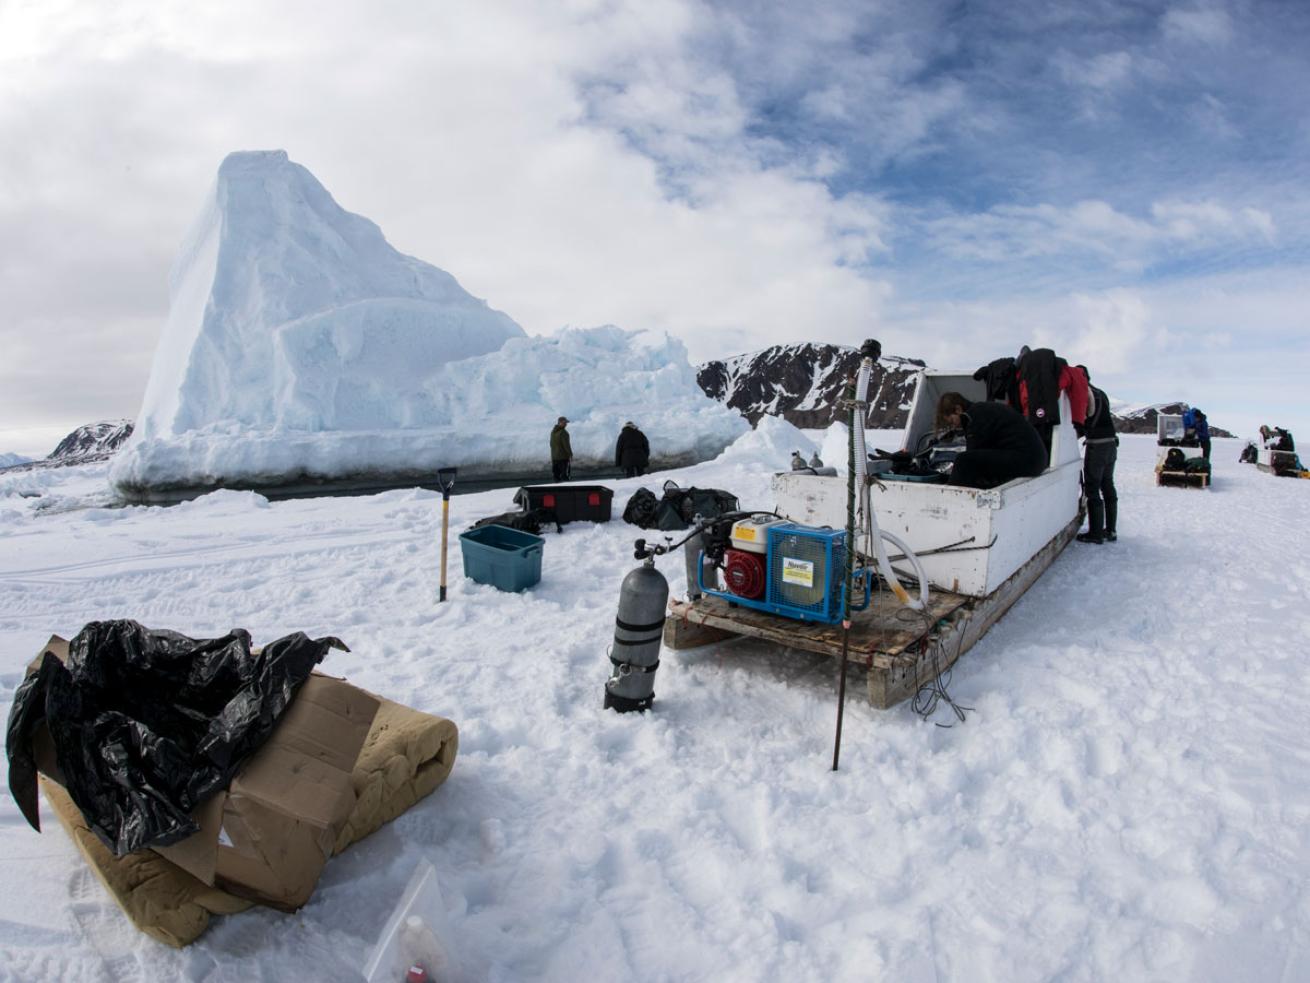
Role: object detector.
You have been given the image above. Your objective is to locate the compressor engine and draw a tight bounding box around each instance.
[696,513,870,625]
[720,515,784,600]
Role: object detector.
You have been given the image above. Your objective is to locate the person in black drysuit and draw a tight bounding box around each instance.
[972,356,1020,407]
[936,392,1048,490]
[1017,346,1064,460]
[1192,407,1211,461]
[615,421,650,478]
[1077,367,1118,543]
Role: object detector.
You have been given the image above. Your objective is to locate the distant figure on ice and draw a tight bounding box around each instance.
[1077,367,1118,544]
[935,392,1047,490]
[550,416,572,481]
[1184,407,1211,461]
[615,421,650,478]
[790,451,807,470]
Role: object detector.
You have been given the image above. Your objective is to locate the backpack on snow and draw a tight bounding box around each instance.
[622,481,741,531]
[468,507,560,536]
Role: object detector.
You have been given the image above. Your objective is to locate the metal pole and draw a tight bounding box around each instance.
[439,492,450,602]
[832,375,858,772]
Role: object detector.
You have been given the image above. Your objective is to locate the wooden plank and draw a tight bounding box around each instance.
[1156,468,1210,488]
[662,614,739,650]
[666,589,968,668]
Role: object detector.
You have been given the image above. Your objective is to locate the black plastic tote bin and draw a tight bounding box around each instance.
[513,485,613,524]
[459,524,544,592]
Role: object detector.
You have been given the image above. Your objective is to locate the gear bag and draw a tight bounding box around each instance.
[5,620,344,855]
[622,482,740,530]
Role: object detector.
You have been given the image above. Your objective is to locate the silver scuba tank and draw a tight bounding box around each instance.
[604,557,669,713]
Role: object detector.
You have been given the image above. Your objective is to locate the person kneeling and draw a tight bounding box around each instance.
[936,392,1048,490]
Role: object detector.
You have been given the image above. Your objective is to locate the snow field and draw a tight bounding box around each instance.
[1,432,1308,981]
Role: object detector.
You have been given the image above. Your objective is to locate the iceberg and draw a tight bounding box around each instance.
[111,151,746,498]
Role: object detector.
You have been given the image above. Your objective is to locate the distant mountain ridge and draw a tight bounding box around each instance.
[697,343,924,429]
[0,419,135,472]
[697,344,1233,436]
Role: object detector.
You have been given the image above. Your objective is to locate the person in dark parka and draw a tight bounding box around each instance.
[550,417,573,481]
[615,421,650,478]
[1078,367,1118,543]
[936,392,1048,490]
[1189,407,1211,461]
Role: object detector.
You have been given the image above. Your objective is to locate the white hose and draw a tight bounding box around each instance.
[874,526,930,610]
[860,480,927,610]
[849,352,928,610]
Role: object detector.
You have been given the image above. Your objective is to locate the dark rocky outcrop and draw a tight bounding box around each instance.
[0,419,135,473]
[697,343,923,429]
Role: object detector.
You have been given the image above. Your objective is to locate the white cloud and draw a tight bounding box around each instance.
[927,197,1278,271]
[1057,49,1134,91]
[1162,5,1233,45]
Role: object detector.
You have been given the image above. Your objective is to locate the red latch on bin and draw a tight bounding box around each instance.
[587,492,601,506]
[543,494,556,508]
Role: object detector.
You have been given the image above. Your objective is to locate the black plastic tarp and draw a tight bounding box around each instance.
[5,619,346,856]
[622,481,740,531]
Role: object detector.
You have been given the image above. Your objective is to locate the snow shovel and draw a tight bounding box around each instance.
[436,468,457,601]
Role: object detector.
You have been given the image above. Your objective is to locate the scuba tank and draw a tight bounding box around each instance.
[604,553,669,713]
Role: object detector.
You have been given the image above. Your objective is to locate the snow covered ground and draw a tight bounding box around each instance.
[2,431,1308,982]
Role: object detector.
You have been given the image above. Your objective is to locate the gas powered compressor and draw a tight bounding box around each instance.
[694,513,872,624]
[604,509,878,713]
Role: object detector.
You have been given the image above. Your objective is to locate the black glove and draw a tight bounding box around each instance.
[1074,423,1087,438]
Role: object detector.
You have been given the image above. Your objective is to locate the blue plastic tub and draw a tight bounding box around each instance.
[459,524,544,592]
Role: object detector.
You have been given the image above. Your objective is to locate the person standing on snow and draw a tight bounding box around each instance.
[1077,367,1118,544]
[1189,407,1211,461]
[550,416,573,482]
[615,421,650,478]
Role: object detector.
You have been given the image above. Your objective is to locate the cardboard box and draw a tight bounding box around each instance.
[28,636,379,912]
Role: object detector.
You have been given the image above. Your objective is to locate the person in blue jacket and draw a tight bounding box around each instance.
[1184,407,1211,460]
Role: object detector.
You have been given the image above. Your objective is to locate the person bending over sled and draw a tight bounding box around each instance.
[936,392,1048,490]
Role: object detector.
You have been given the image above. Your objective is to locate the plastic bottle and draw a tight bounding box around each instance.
[399,915,448,982]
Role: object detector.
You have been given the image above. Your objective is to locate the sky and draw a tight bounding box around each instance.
[1,0,1307,457]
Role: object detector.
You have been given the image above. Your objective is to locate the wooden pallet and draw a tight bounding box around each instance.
[1156,468,1210,488]
[665,514,1080,708]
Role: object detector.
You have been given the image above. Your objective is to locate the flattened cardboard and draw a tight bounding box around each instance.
[27,635,379,912]
[154,674,379,909]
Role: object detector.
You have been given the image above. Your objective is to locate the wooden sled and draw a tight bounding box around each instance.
[1156,467,1210,488]
[665,514,1079,708]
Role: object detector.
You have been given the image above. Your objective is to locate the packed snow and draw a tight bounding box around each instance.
[111,152,744,495]
[3,427,1309,981]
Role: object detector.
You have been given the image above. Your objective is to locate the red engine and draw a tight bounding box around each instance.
[722,548,767,600]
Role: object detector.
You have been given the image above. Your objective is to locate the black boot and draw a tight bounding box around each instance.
[1079,500,1104,543]
[1104,500,1117,542]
